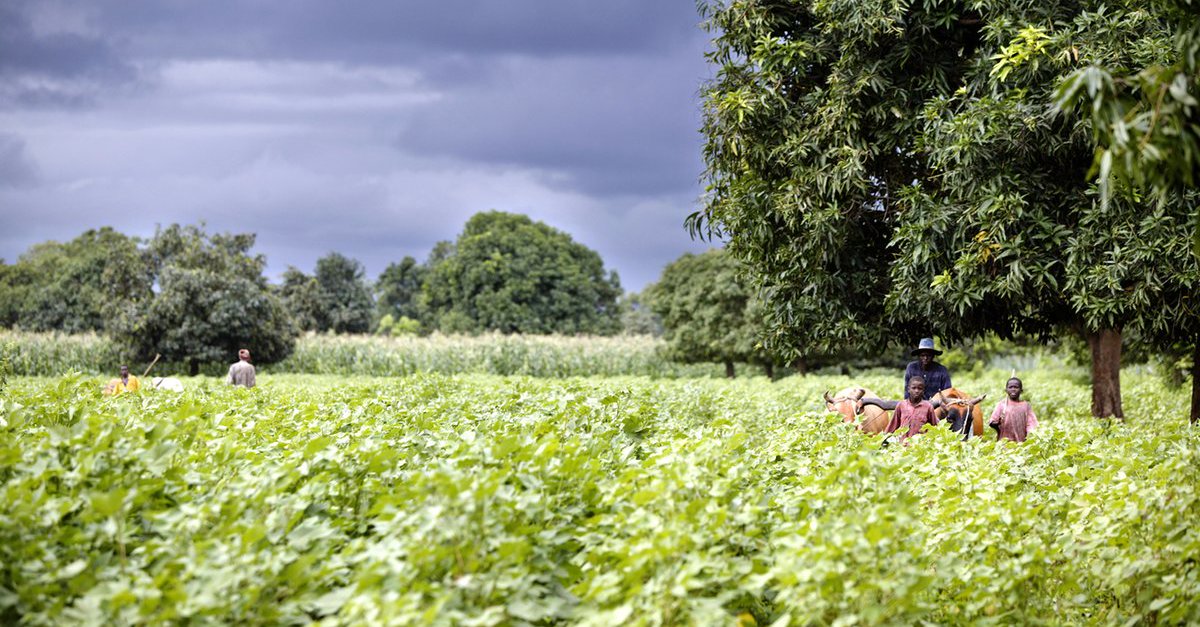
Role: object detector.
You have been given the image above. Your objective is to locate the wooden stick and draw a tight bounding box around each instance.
[141,354,161,379]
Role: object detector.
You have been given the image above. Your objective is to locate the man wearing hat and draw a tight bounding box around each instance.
[903,338,952,400]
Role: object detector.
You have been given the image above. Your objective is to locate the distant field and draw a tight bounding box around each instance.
[0,331,723,379]
[277,333,724,378]
[2,369,1196,624]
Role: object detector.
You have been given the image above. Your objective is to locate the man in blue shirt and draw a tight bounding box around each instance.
[903,338,952,400]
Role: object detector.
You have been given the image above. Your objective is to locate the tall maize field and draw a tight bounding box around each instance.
[0,332,723,379]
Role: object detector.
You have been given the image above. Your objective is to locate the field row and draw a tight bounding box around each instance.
[0,331,722,379]
[1,371,1197,624]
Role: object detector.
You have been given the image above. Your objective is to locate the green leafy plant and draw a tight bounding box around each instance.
[1,368,1196,624]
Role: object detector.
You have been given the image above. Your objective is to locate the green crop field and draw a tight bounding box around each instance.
[1,370,1197,625]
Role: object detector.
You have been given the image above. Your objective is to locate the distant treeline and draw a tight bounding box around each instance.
[0,213,673,373]
[0,212,852,377]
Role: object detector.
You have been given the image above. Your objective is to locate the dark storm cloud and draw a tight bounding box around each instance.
[0,1,718,291]
[0,2,139,108]
[398,49,708,197]
[87,1,698,62]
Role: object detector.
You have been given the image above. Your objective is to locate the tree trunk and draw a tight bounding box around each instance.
[791,358,807,375]
[763,362,775,380]
[724,360,735,379]
[1191,342,1200,424]
[1086,328,1123,419]
[189,360,200,377]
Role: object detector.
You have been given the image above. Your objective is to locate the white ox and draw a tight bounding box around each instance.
[151,377,185,392]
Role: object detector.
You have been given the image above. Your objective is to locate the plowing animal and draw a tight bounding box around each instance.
[151,377,185,392]
[931,388,987,439]
[830,386,987,439]
[823,386,892,433]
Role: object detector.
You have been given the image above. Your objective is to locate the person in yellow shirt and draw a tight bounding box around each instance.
[103,365,140,395]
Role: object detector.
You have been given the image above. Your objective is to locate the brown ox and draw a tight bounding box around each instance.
[823,386,892,433]
[854,387,987,440]
[931,388,987,439]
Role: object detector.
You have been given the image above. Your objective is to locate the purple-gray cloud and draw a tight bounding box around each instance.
[0,0,716,291]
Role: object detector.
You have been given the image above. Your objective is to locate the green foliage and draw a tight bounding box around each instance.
[119,224,295,374]
[695,0,1200,415]
[692,0,967,355]
[0,331,126,376]
[279,333,722,378]
[375,314,420,337]
[0,228,150,333]
[280,254,375,335]
[278,267,323,332]
[422,211,622,335]
[0,342,12,391]
[1054,0,1200,233]
[375,256,428,329]
[0,331,741,378]
[1,369,1196,624]
[314,253,374,334]
[649,249,771,375]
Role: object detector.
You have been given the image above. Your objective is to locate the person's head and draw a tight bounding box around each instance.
[1006,377,1023,401]
[238,348,251,362]
[119,365,129,378]
[911,338,942,368]
[907,375,926,401]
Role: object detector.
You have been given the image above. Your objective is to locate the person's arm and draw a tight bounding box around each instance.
[248,366,256,388]
[942,365,952,391]
[885,404,905,434]
[1026,404,1039,432]
[926,404,938,427]
[226,365,235,385]
[902,363,913,398]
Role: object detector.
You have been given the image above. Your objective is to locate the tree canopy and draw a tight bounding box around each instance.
[375,256,428,330]
[279,253,374,334]
[649,249,771,378]
[694,0,1199,417]
[313,252,374,334]
[422,211,622,335]
[1055,0,1199,214]
[119,224,295,374]
[0,228,149,333]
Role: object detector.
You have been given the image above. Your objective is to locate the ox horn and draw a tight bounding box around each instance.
[854,389,866,400]
[968,394,988,406]
[860,397,900,411]
[823,391,834,404]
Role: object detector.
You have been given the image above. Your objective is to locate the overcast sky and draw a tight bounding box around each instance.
[0,1,719,291]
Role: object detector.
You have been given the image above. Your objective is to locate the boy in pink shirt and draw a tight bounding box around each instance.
[989,377,1039,442]
[885,375,939,443]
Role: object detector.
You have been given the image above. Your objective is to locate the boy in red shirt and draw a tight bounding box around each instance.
[989,377,1039,442]
[885,375,939,443]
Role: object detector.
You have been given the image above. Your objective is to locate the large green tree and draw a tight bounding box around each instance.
[314,252,374,334]
[692,0,961,356]
[694,0,1197,418]
[121,224,295,374]
[278,253,374,334]
[0,228,149,333]
[422,211,622,335]
[649,249,773,378]
[278,267,323,332]
[1054,0,1200,421]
